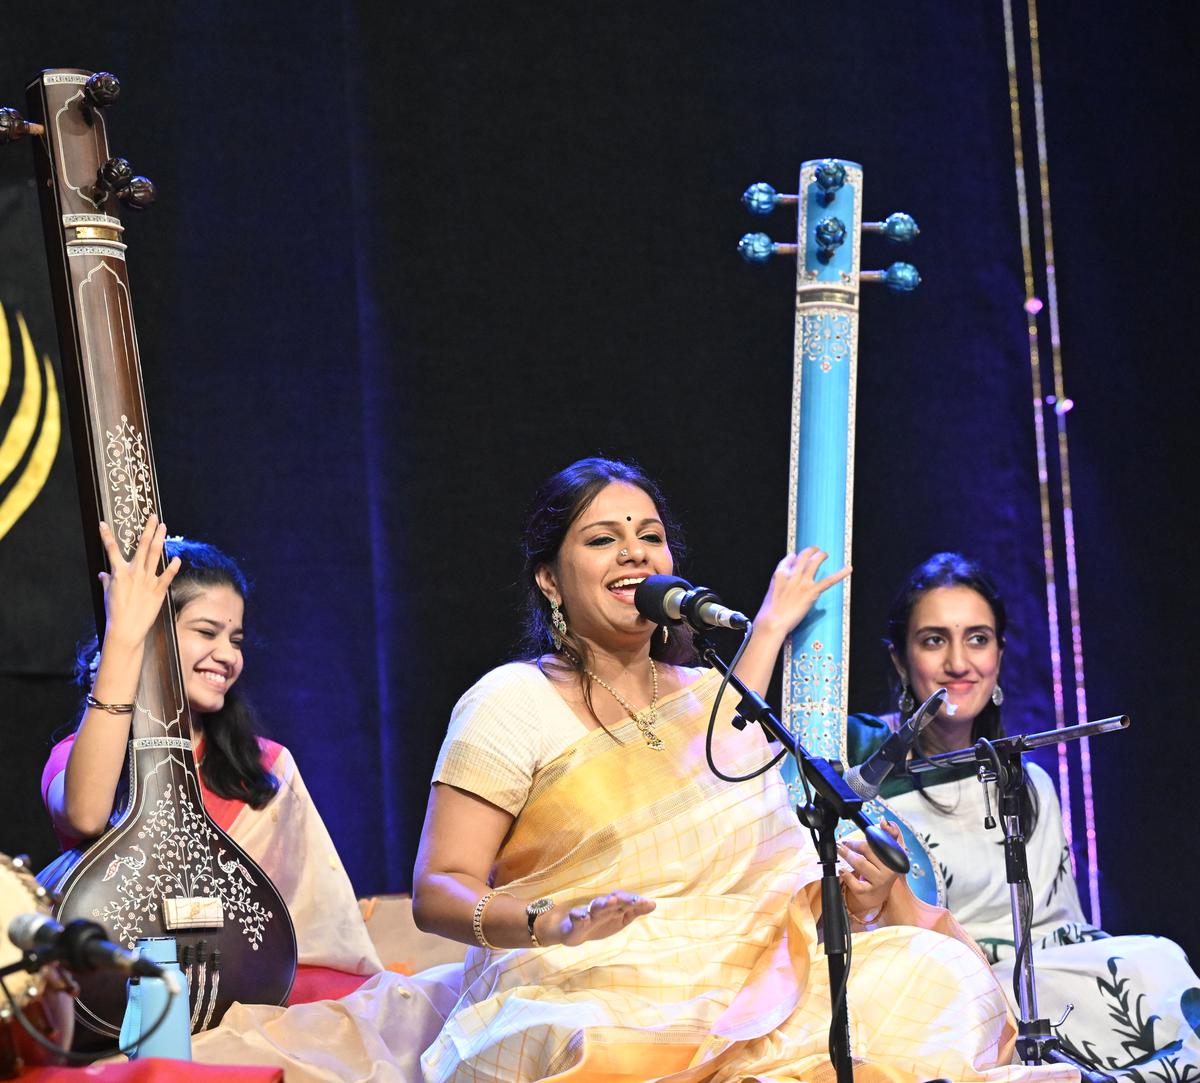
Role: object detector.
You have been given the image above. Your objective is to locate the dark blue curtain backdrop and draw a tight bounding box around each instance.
[2,3,1196,958]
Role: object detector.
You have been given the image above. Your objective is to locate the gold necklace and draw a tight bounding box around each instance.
[585,658,663,749]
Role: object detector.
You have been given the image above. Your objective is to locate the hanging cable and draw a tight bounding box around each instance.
[1024,0,1101,927]
[999,0,1101,925]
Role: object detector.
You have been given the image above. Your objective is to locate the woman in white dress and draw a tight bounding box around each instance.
[847,552,1200,1083]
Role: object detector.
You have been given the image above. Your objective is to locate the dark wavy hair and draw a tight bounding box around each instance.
[74,537,278,810]
[884,551,1036,829]
[519,457,697,725]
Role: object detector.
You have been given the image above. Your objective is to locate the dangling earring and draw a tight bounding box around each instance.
[552,597,571,648]
[898,684,915,715]
[991,683,1005,707]
[660,624,669,645]
[550,599,568,650]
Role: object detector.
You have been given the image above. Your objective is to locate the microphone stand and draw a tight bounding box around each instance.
[906,716,1128,1083]
[0,949,52,981]
[693,632,908,1083]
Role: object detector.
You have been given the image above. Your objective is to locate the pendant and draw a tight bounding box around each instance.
[634,707,664,750]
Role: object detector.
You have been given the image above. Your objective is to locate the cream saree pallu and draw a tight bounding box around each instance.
[422,670,1078,1083]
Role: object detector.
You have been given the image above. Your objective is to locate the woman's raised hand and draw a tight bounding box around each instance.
[97,515,182,650]
[730,547,852,698]
[544,891,655,947]
[753,546,851,638]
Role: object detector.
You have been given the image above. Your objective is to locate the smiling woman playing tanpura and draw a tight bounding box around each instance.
[40,519,385,1023]
[413,457,1081,1083]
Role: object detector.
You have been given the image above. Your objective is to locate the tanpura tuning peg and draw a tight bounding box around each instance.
[862,212,919,244]
[814,216,847,259]
[0,106,44,145]
[93,157,132,203]
[861,262,921,292]
[813,159,847,203]
[737,232,798,264]
[120,176,157,210]
[742,182,799,216]
[92,157,156,210]
[84,72,121,109]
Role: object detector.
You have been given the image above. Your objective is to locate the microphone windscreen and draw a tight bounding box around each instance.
[842,766,872,800]
[634,575,690,623]
[7,911,50,951]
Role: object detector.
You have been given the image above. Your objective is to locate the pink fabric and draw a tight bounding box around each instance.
[40,737,73,846]
[41,736,286,846]
[22,1059,283,1081]
[21,1066,283,1080]
[193,737,285,833]
[285,964,372,1005]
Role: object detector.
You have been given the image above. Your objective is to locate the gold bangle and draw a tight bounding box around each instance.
[472,890,508,949]
[85,693,134,715]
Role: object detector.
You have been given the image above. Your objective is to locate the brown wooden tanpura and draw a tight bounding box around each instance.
[1,69,296,1043]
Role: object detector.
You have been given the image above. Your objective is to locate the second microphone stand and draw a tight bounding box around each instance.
[907,717,1128,1083]
[694,633,908,1083]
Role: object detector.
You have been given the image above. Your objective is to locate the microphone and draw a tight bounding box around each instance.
[8,913,167,981]
[634,575,751,632]
[843,687,955,800]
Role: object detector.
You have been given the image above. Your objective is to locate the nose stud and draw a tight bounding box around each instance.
[619,548,629,557]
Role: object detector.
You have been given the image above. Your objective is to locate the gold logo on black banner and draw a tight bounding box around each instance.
[0,300,60,541]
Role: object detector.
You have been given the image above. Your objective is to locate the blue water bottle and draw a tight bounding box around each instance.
[118,936,192,1061]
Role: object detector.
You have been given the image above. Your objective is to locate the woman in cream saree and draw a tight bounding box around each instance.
[415,458,1076,1083]
[421,662,1074,1083]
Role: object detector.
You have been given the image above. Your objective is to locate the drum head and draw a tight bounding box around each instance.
[0,854,49,1008]
[1,852,72,1076]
